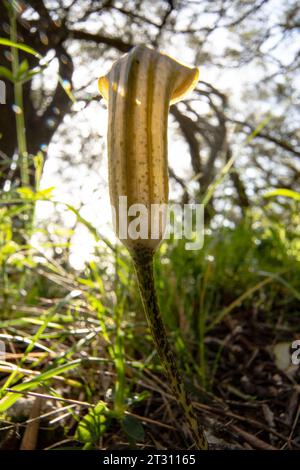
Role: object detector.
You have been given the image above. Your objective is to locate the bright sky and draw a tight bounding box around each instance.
[32,0,297,269]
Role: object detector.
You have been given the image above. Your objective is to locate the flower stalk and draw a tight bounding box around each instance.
[99,45,208,449]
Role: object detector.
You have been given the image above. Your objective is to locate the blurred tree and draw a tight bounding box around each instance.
[0,0,299,219]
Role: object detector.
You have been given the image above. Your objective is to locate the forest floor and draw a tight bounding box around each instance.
[1,306,299,450]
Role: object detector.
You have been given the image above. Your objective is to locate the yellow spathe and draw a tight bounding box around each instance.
[98,45,199,250]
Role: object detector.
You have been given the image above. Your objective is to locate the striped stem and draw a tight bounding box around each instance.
[131,246,208,450]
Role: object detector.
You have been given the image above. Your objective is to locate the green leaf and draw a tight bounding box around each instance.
[20,67,43,84]
[122,415,145,442]
[36,186,55,199]
[0,66,14,82]
[0,360,82,412]
[265,189,300,202]
[16,186,54,201]
[17,59,29,79]
[16,187,35,200]
[131,390,151,404]
[75,402,109,444]
[0,38,41,58]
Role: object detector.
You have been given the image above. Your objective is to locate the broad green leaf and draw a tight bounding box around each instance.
[122,415,145,442]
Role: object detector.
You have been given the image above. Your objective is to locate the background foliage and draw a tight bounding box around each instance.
[0,0,299,450]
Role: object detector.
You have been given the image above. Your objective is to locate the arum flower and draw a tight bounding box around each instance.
[98,45,208,450]
[98,44,199,250]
